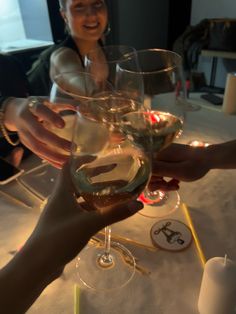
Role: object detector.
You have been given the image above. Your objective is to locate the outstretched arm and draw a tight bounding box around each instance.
[3,97,72,168]
[0,163,143,313]
[152,140,236,184]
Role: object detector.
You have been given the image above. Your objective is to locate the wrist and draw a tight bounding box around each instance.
[3,97,19,132]
[0,98,20,146]
[205,141,236,169]
[19,235,63,282]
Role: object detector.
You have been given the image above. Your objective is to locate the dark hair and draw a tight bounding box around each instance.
[59,0,107,10]
[58,0,66,9]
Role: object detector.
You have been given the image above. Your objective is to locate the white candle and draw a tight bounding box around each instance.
[222,72,236,115]
[198,256,236,314]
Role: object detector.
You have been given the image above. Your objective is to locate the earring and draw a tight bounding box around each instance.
[104,22,111,36]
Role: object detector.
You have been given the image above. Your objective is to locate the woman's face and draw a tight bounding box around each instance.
[61,0,108,42]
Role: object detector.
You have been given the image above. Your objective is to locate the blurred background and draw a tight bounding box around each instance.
[1,0,236,91]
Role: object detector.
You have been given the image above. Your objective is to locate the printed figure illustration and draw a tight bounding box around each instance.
[154,221,185,245]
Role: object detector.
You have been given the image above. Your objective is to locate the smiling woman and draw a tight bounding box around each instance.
[27,0,109,96]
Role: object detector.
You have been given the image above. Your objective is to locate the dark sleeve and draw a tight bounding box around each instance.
[0,55,30,158]
[0,97,9,109]
[27,44,61,97]
[0,54,30,98]
[27,53,52,97]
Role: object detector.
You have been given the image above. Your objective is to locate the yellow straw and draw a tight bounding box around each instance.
[181,203,206,267]
[74,284,80,314]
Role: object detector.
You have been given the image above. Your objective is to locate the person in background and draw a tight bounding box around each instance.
[151,141,236,190]
[0,162,143,313]
[0,53,71,168]
[28,0,109,96]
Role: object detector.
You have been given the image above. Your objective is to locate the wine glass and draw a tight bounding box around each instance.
[117,48,186,218]
[70,96,152,290]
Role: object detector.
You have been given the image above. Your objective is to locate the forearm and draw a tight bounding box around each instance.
[205,140,236,170]
[0,237,61,314]
[3,98,22,132]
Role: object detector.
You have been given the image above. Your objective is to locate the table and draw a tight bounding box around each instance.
[1,98,236,314]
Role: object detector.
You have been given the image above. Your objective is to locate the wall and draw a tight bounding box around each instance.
[191,0,236,88]
[19,0,53,41]
[108,0,169,50]
[0,0,25,46]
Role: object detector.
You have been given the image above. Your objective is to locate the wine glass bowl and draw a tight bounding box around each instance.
[71,98,152,212]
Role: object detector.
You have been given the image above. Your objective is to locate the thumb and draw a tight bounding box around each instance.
[54,161,75,196]
[7,147,24,168]
[92,200,143,232]
[152,160,184,180]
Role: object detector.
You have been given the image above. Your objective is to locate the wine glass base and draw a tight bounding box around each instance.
[76,241,136,291]
[139,190,180,218]
[182,101,201,112]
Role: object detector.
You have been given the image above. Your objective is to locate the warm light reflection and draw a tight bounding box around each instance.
[188,140,210,147]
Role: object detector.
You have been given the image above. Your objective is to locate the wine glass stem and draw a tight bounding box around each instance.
[104,226,111,256]
[97,226,114,268]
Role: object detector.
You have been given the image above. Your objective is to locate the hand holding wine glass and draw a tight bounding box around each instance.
[70,96,152,290]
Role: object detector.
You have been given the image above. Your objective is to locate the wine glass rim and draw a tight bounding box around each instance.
[119,48,182,75]
[81,94,143,108]
[85,45,137,64]
[52,70,113,100]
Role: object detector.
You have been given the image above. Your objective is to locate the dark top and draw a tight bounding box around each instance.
[0,54,29,103]
[0,54,30,157]
[27,36,80,97]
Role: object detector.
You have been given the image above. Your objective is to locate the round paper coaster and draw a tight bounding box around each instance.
[150,219,193,252]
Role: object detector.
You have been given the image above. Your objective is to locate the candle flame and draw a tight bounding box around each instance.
[188,140,210,147]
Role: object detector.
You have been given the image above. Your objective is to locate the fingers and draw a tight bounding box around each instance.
[157,143,190,162]
[152,160,184,179]
[19,130,69,167]
[90,200,144,233]
[27,98,72,150]
[45,101,76,113]
[19,112,71,149]
[29,101,66,128]
[6,147,24,168]
[153,159,208,182]
[149,177,180,191]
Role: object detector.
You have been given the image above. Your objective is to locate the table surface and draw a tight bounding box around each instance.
[1,94,236,314]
